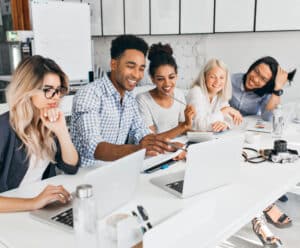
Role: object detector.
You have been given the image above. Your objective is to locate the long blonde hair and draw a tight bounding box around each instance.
[6,55,69,161]
[193,58,232,102]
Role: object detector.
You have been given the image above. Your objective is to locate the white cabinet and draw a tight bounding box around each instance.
[125,0,149,35]
[180,0,214,34]
[256,0,300,31]
[151,0,179,35]
[82,0,102,36]
[85,0,300,37]
[102,0,124,35]
[215,0,255,32]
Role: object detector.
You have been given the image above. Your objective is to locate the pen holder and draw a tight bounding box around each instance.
[105,213,143,248]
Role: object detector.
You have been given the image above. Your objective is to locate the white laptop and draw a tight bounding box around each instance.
[30,149,145,231]
[150,135,243,198]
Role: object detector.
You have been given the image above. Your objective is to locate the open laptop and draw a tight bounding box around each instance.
[30,149,145,231]
[150,135,243,198]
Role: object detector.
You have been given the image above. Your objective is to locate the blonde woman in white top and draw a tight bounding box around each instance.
[187,59,242,132]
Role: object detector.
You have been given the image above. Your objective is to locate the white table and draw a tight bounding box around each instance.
[0,120,300,248]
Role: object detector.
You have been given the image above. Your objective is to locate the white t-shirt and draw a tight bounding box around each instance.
[20,154,50,187]
[187,86,230,131]
[136,89,186,134]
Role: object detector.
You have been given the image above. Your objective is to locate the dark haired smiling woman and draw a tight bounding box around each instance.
[0,55,79,212]
[137,42,195,138]
[230,56,296,121]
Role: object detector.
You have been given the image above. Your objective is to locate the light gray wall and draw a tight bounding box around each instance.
[93,31,300,103]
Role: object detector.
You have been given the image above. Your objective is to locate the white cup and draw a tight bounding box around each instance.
[245,132,261,144]
[106,213,129,241]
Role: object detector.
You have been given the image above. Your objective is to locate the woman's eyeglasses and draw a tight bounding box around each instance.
[41,86,68,99]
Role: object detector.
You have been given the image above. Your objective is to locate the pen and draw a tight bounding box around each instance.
[166,142,187,152]
[164,93,187,106]
[144,159,177,174]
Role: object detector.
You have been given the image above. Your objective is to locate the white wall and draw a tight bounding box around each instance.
[93,31,300,103]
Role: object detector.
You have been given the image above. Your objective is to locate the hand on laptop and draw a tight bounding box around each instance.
[140,134,177,156]
[31,185,71,210]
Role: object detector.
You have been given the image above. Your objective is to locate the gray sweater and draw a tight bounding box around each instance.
[0,112,79,193]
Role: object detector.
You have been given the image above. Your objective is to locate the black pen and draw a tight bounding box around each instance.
[144,158,177,174]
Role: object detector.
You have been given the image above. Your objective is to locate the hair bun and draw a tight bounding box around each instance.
[148,43,173,61]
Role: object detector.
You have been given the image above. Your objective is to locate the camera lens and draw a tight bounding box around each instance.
[274,140,287,153]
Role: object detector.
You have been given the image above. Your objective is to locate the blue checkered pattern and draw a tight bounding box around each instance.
[70,73,150,167]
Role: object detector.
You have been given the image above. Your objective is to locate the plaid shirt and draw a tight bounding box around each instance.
[70,73,150,166]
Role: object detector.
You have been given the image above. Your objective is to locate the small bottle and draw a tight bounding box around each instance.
[73,184,99,248]
[272,104,284,138]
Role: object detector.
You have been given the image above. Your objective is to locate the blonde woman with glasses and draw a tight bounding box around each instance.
[0,55,79,212]
[187,58,242,132]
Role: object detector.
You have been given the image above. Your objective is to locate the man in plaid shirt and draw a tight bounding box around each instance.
[71,35,174,166]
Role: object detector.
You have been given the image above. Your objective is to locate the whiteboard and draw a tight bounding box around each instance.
[31,1,92,82]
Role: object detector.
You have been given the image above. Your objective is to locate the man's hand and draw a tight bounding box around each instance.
[140,134,177,156]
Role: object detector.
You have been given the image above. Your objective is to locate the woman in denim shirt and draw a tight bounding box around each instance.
[230,56,295,121]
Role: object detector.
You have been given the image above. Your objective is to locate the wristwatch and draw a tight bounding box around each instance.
[272,89,284,96]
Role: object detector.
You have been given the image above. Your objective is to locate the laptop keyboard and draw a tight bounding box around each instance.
[166,180,184,193]
[51,208,73,227]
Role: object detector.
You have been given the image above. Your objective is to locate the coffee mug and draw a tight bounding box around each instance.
[245,132,261,144]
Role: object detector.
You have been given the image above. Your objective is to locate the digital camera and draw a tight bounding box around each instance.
[260,140,299,163]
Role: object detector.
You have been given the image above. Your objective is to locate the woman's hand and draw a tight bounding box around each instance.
[31,185,71,210]
[222,107,243,125]
[211,121,228,132]
[274,66,288,90]
[40,108,68,136]
[183,105,195,130]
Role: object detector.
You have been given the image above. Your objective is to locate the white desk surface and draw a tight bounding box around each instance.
[0,120,300,248]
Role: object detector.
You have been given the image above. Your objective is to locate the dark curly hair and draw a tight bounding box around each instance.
[110,35,148,59]
[148,42,178,77]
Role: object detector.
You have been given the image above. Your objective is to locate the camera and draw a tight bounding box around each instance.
[260,140,299,163]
